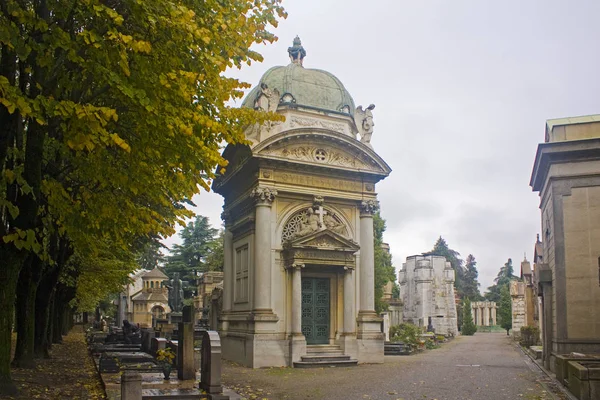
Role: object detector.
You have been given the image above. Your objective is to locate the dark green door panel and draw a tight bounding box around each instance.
[301,277,330,345]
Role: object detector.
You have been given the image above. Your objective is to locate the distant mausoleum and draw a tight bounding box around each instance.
[399,255,458,336]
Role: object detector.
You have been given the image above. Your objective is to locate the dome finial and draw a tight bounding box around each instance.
[288,36,306,66]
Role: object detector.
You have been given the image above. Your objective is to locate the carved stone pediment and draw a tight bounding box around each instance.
[283,230,359,268]
[260,142,383,173]
[287,229,358,250]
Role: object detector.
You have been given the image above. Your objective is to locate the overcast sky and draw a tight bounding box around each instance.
[164,0,600,293]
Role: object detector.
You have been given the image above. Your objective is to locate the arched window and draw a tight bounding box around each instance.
[151,306,165,319]
[151,281,154,288]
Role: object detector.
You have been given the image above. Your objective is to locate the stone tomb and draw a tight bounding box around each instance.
[213,37,391,368]
[399,255,458,336]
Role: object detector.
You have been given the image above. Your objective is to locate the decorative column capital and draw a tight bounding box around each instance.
[251,186,277,206]
[343,265,355,271]
[359,199,379,216]
[286,263,305,270]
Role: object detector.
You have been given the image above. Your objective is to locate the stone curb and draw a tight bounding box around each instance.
[514,341,577,400]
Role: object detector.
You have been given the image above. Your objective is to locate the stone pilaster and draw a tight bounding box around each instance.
[341,265,358,359]
[358,200,378,315]
[356,200,383,363]
[288,263,306,365]
[222,211,233,313]
[251,187,277,317]
[343,266,356,334]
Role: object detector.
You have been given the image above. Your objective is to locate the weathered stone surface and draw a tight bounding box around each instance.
[399,255,458,336]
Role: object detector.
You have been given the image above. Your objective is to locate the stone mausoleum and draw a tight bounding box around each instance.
[398,255,458,336]
[530,114,600,371]
[212,38,391,367]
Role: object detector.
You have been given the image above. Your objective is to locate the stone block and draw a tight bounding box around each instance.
[150,337,168,356]
[177,322,195,380]
[556,354,600,386]
[121,372,142,400]
[567,360,600,400]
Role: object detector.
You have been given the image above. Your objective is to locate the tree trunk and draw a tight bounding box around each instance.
[52,291,64,344]
[12,255,43,368]
[0,247,24,395]
[46,293,55,351]
[34,276,55,358]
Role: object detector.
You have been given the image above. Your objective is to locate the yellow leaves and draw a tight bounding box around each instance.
[110,133,131,153]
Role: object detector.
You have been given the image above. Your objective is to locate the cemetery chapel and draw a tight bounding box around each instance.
[212,37,392,367]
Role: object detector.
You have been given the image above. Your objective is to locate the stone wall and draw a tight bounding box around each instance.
[510,281,526,337]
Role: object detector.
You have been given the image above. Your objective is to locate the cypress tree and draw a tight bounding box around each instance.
[461,298,477,336]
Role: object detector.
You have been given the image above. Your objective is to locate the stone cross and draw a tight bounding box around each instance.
[313,205,327,228]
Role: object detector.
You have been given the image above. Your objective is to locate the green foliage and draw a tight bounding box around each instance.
[463,254,483,300]
[520,325,540,347]
[137,237,166,270]
[390,323,422,349]
[485,258,518,302]
[374,212,395,314]
[0,0,286,391]
[499,285,512,334]
[165,215,219,282]
[461,298,477,335]
[429,237,465,296]
[391,282,400,299]
[205,230,224,272]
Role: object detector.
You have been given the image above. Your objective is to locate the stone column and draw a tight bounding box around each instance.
[251,187,277,314]
[484,305,490,326]
[291,264,304,335]
[358,200,378,314]
[343,266,355,334]
[289,263,306,364]
[492,306,497,326]
[356,200,383,364]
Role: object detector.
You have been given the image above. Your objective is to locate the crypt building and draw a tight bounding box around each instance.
[212,38,391,367]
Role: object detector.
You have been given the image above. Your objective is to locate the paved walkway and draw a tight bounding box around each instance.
[222,333,564,400]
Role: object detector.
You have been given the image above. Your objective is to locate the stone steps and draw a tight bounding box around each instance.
[142,388,207,399]
[294,345,358,368]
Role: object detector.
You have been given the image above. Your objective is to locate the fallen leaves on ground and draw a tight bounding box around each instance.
[5,326,106,399]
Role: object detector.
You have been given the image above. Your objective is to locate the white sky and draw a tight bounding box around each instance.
[164,0,600,293]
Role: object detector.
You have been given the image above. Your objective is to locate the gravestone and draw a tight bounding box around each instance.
[200,330,226,399]
[121,372,142,400]
[177,306,195,380]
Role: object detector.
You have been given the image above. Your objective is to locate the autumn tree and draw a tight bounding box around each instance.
[0,0,286,394]
[374,212,396,314]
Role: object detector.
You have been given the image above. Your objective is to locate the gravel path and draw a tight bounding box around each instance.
[222,333,563,400]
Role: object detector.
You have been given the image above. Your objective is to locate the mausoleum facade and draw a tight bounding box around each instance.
[213,38,391,367]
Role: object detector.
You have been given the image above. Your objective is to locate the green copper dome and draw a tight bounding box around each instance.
[242,38,355,116]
